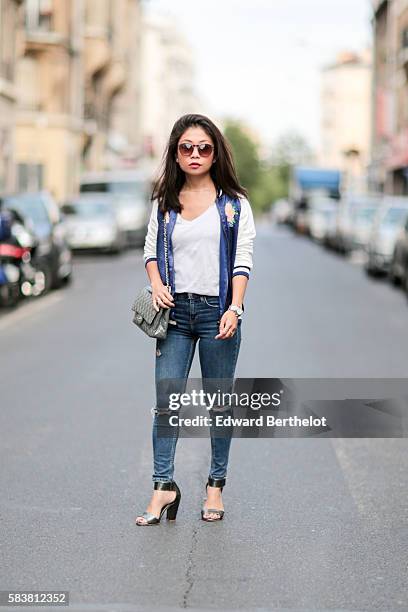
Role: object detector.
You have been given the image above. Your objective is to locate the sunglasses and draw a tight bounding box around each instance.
[178,142,214,158]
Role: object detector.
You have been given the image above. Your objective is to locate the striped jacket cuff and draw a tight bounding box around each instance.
[144,256,157,267]
[232,265,251,279]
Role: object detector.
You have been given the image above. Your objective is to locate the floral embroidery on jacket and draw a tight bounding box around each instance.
[225,201,238,227]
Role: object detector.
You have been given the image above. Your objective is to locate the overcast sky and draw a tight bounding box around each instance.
[145,0,372,154]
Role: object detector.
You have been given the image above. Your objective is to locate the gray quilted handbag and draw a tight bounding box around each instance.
[131,211,172,339]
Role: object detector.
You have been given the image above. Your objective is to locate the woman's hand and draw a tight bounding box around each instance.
[215,310,239,340]
[151,282,174,312]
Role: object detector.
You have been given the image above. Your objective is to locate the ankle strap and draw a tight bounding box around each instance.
[154,481,175,491]
[208,477,226,488]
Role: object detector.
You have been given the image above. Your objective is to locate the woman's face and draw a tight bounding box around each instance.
[176,126,215,177]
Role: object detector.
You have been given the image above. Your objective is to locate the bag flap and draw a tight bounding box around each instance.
[132,286,158,325]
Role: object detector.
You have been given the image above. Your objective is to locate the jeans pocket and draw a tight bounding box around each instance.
[203,296,219,308]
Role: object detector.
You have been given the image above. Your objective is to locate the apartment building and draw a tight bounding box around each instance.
[83,0,142,171]
[370,0,408,193]
[320,49,372,192]
[0,0,23,192]
[14,0,84,201]
[139,13,203,166]
[11,0,143,201]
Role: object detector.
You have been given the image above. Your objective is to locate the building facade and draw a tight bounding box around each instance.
[370,0,408,194]
[2,1,200,200]
[0,0,23,192]
[9,0,144,201]
[139,13,203,167]
[83,0,143,172]
[320,49,372,192]
[14,0,84,201]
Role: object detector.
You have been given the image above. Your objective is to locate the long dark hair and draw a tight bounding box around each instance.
[151,113,248,213]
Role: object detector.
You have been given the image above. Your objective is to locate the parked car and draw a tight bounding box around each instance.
[334,193,382,255]
[365,197,408,277]
[79,170,150,247]
[112,194,150,247]
[0,191,73,292]
[270,199,291,225]
[61,194,126,254]
[292,196,310,235]
[308,195,338,245]
[389,211,408,288]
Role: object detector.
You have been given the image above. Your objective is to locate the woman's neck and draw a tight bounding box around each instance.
[182,174,215,192]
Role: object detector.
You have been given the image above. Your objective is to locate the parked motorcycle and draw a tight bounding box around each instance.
[0,207,47,308]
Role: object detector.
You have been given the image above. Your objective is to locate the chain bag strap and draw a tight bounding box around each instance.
[131,208,172,339]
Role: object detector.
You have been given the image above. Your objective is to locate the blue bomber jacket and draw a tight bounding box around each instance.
[143,189,256,319]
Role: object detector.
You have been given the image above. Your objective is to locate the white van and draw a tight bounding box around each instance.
[79,170,151,247]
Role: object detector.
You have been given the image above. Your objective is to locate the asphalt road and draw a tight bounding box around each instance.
[0,222,407,612]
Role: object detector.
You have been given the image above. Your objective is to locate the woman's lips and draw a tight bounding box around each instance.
[189,163,201,168]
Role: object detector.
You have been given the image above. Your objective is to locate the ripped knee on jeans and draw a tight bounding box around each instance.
[151,405,173,416]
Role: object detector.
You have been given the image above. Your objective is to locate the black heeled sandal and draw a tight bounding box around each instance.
[201,476,225,521]
[135,480,181,526]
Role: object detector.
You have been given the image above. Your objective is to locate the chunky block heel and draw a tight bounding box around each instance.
[166,495,180,520]
[135,480,181,526]
[201,476,226,521]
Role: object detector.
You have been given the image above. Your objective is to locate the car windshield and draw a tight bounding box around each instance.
[382,207,408,226]
[355,207,377,221]
[4,196,50,228]
[80,181,146,198]
[63,200,113,218]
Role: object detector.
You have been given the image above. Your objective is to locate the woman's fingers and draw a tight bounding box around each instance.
[215,316,237,339]
[157,292,174,307]
[153,288,174,310]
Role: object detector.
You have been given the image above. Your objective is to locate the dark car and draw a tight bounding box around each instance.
[366,197,408,277]
[389,213,408,292]
[0,191,73,292]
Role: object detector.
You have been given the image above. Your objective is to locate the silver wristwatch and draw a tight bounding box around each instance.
[228,304,243,317]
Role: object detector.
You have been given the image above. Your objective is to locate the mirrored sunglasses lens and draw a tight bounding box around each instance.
[199,144,213,157]
[179,143,193,156]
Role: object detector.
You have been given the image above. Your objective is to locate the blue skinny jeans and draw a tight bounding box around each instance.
[152,291,242,484]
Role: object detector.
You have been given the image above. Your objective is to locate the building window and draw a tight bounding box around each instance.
[402,27,408,49]
[25,0,53,32]
[0,0,17,81]
[17,164,44,192]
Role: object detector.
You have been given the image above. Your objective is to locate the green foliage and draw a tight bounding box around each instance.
[223,120,313,213]
[224,121,261,193]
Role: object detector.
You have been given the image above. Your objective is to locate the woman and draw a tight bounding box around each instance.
[135,113,256,525]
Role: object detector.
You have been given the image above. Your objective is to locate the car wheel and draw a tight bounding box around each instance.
[60,272,73,287]
[109,243,121,255]
[109,234,125,255]
[34,260,53,296]
[388,256,401,286]
[364,256,376,277]
[0,282,20,308]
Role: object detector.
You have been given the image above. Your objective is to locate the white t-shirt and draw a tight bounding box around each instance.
[172,202,220,295]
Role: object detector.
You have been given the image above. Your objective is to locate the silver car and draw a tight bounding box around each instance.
[61,195,126,254]
[308,196,338,244]
[79,169,150,247]
[366,196,408,276]
[335,194,382,254]
[113,194,150,247]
